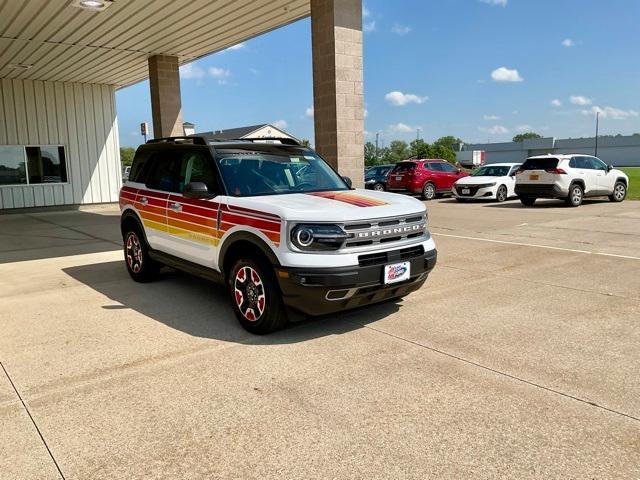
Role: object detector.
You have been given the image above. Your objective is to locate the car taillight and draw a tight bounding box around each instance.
[545,168,567,174]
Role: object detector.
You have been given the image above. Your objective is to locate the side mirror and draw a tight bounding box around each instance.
[607,164,614,172]
[183,182,214,199]
[342,176,353,188]
[456,168,462,173]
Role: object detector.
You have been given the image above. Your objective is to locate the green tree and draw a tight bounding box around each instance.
[410,139,430,159]
[512,132,542,142]
[120,147,136,166]
[433,136,463,148]
[300,138,311,147]
[428,144,457,163]
[364,141,378,166]
[387,140,410,163]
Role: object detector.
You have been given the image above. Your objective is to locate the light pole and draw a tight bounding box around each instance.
[594,111,599,157]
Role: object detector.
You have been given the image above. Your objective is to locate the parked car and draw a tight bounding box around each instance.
[453,163,521,202]
[120,136,437,334]
[514,154,629,207]
[122,165,131,181]
[365,164,394,191]
[386,159,469,200]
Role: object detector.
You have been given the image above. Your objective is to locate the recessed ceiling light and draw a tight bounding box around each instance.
[72,0,113,11]
[8,63,33,70]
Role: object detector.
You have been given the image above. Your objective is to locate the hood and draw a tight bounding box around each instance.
[455,175,504,185]
[227,189,426,222]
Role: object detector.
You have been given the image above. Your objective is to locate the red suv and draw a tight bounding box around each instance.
[387,159,469,200]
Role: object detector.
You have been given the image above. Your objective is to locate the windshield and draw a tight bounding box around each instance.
[216,149,349,196]
[471,165,511,177]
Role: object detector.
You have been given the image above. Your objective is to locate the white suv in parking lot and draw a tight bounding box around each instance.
[514,154,629,207]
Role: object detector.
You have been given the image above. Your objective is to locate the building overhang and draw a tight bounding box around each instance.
[0,0,310,88]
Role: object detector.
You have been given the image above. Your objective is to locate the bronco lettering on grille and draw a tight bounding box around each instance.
[356,224,423,238]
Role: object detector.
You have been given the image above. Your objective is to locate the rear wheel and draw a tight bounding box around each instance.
[609,181,626,202]
[228,257,288,334]
[520,196,536,207]
[496,185,508,202]
[421,182,436,201]
[123,228,160,282]
[565,183,583,207]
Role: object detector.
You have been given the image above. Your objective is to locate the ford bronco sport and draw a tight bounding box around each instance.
[119,136,437,334]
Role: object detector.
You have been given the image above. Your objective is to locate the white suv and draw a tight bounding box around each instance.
[514,154,629,207]
[119,136,437,334]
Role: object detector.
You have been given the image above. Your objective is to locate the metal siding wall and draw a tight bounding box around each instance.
[0,78,120,210]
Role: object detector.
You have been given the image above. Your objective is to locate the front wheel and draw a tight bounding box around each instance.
[421,182,436,201]
[496,185,508,202]
[373,182,385,191]
[228,257,288,334]
[609,181,626,202]
[565,183,583,207]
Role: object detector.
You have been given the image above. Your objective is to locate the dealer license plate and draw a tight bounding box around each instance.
[384,262,410,284]
[529,174,539,180]
[395,176,402,181]
[461,188,470,195]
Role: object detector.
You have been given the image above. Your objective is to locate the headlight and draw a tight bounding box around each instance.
[480,182,496,188]
[290,224,348,251]
[365,178,375,183]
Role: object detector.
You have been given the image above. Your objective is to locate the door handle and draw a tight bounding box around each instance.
[139,196,148,206]
[170,202,182,212]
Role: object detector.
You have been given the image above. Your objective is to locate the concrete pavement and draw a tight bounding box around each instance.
[1,199,639,479]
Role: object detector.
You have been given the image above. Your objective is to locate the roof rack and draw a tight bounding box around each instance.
[147,136,208,145]
[216,137,301,146]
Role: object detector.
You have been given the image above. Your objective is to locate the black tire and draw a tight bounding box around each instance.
[608,181,626,202]
[565,183,583,207]
[421,182,436,201]
[373,182,385,191]
[123,227,160,282]
[520,196,536,207]
[228,256,288,334]
[496,185,508,202]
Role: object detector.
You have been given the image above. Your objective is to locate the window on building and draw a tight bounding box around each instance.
[0,145,68,186]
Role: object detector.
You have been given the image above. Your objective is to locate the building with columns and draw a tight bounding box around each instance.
[0,0,364,211]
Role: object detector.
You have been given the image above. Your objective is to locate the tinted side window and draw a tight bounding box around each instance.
[145,152,182,192]
[129,149,150,183]
[430,163,445,172]
[569,157,577,168]
[181,151,219,194]
[589,157,608,171]
[423,163,434,170]
[440,163,457,172]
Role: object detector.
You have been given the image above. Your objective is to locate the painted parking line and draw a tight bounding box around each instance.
[432,232,640,261]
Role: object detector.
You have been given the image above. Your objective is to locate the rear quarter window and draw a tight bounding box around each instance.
[520,157,559,170]
[129,148,151,183]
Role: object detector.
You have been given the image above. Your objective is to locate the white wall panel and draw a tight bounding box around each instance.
[0,78,120,209]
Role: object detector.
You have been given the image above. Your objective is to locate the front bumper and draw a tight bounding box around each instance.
[453,185,495,199]
[277,248,437,316]
[515,184,567,198]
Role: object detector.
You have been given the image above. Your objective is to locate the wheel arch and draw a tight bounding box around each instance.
[120,209,148,243]
[616,176,628,187]
[569,178,585,190]
[219,231,280,280]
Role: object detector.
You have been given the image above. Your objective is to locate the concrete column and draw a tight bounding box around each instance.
[311,0,364,187]
[148,55,183,138]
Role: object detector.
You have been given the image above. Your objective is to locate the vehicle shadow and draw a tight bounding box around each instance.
[482,198,612,209]
[62,261,403,345]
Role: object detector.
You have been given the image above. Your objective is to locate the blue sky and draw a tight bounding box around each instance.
[116,0,640,147]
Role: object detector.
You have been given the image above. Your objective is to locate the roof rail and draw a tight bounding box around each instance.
[223,137,301,146]
[147,136,208,145]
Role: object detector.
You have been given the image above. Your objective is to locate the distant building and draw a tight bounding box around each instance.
[183,122,196,136]
[459,134,640,167]
[191,123,301,143]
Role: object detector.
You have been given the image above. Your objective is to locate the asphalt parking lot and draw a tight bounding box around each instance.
[1,198,639,479]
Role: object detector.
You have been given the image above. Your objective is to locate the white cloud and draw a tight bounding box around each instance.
[550,99,562,107]
[272,119,288,129]
[208,67,231,84]
[363,5,370,17]
[391,23,412,35]
[305,106,314,118]
[363,20,376,32]
[561,39,575,47]
[388,123,417,133]
[224,42,245,52]
[384,91,428,106]
[581,106,639,120]
[483,114,500,120]
[480,0,507,6]
[515,124,533,132]
[179,63,205,80]
[491,67,523,82]
[479,125,509,135]
[570,95,592,106]
[364,108,368,118]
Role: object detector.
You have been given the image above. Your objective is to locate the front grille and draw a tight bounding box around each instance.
[344,214,427,249]
[358,245,425,267]
[455,185,481,196]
